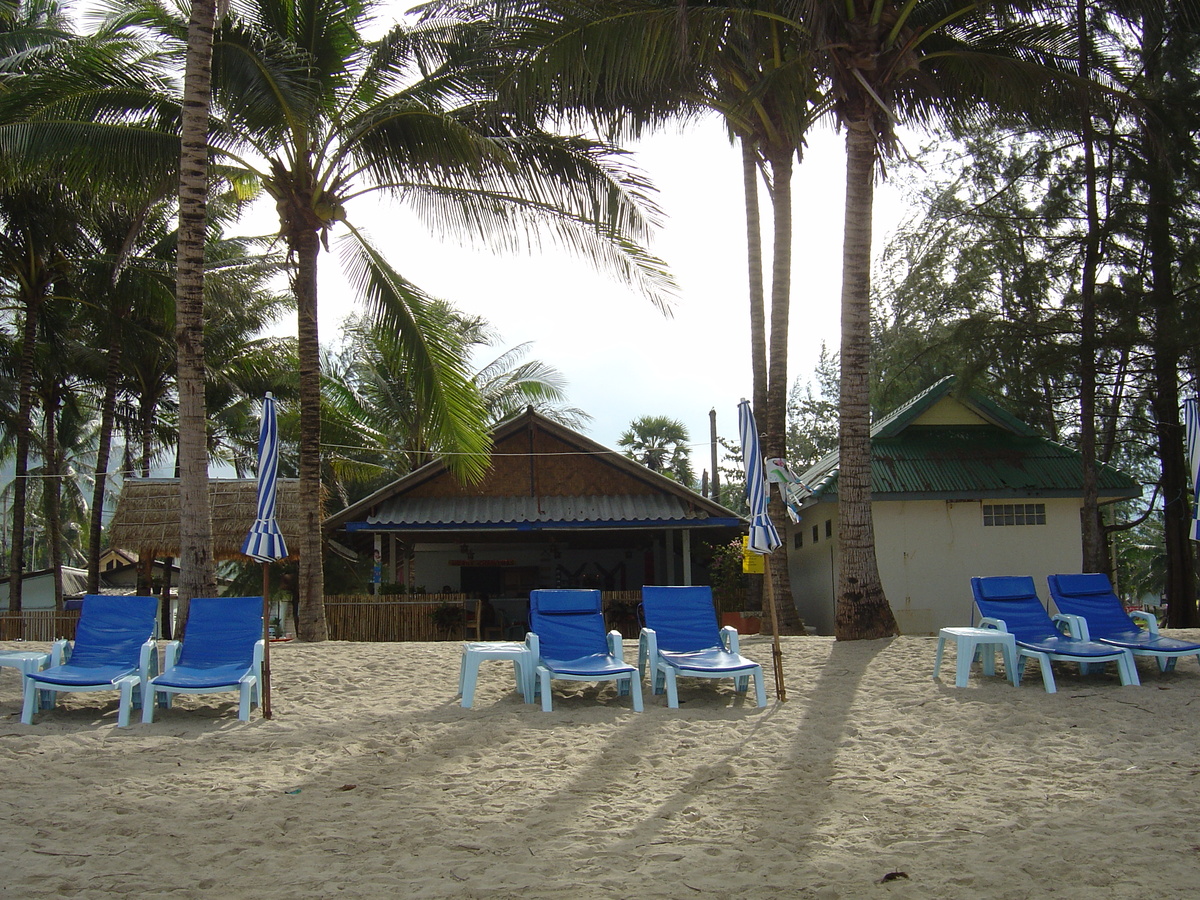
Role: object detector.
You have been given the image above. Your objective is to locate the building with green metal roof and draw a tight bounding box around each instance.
[788,377,1141,635]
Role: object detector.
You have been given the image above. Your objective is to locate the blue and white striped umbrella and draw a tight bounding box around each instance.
[1185,398,1200,543]
[738,399,781,555]
[242,392,289,562]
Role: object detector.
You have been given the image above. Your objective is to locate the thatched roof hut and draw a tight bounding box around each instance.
[107,478,303,561]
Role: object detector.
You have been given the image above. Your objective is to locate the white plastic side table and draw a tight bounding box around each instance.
[933,627,1018,687]
[458,641,534,708]
[0,650,53,709]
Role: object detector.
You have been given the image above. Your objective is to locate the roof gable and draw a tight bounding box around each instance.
[799,378,1139,503]
[326,409,741,531]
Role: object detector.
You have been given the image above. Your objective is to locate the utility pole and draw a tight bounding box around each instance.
[709,408,720,505]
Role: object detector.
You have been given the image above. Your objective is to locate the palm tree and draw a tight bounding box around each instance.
[173,0,220,621]
[322,308,586,506]
[801,0,1076,639]
[445,0,821,631]
[152,0,672,640]
[0,2,189,617]
[619,414,694,484]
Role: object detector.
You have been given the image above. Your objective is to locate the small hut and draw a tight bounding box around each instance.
[107,478,303,561]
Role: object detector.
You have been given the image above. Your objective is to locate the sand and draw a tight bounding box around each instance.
[2,633,1200,899]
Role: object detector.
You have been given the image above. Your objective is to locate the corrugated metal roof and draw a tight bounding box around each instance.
[361,494,739,529]
[800,426,1140,501]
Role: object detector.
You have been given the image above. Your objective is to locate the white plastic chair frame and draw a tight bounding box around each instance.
[1060,609,1200,674]
[22,637,158,728]
[638,625,767,708]
[977,615,1139,693]
[527,631,644,712]
[142,639,265,723]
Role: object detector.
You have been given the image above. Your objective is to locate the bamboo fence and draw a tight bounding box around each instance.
[324,594,468,642]
[323,590,647,642]
[0,610,81,642]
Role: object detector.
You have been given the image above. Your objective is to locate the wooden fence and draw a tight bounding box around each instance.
[323,590,647,642]
[324,594,468,642]
[0,610,81,642]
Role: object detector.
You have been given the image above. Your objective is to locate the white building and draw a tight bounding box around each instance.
[788,377,1141,635]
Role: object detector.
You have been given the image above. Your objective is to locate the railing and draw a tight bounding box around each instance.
[0,610,81,642]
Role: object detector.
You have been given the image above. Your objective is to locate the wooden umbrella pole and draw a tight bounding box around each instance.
[261,562,273,719]
[763,563,787,702]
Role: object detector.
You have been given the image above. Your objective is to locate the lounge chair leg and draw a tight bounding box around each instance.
[753,668,767,707]
[1118,651,1140,687]
[663,670,679,709]
[116,677,136,727]
[1034,654,1057,693]
[142,688,159,724]
[539,669,553,712]
[629,674,643,712]
[239,682,253,720]
[21,677,38,725]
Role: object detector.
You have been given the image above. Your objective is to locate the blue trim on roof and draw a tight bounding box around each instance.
[346,518,744,532]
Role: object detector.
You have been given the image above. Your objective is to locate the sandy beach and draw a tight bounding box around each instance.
[3,633,1199,899]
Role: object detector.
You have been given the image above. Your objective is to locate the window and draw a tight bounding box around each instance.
[812,524,819,543]
[982,503,1046,526]
[825,519,833,538]
[794,531,803,549]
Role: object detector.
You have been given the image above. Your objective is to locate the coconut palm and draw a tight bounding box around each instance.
[322,308,586,506]
[800,0,1077,638]
[193,0,671,639]
[173,0,220,615]
[0,0,183,616]
[435,0,822,631]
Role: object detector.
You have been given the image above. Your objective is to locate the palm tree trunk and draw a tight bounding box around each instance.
[175,0,219,630]
[295,228,328,641]
[742,137,768,422]
[764,145,802,633]
[835,120,898,641]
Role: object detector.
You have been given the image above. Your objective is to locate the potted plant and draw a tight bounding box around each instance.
[430,601,466,639]
[709,539,761,634]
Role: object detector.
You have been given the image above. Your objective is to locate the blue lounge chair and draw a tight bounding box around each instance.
[1048,573,1200,673]
[143,597,264,723]
[971,576,1139,693]
[638,585,767,708]
[527,589,643,712]
[22,595,159,727]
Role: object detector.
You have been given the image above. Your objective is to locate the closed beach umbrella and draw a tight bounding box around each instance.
[737,399,785,699]
[1186,398,1200,542]
[242,392,288,718]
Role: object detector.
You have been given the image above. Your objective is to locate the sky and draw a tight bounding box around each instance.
[261,116,912,475]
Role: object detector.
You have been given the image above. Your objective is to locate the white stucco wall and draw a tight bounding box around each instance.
[787,498,1086,635]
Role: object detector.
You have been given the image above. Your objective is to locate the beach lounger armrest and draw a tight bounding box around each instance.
[50,638,70,667]
[1129,610,1159,635]
[638,628,657,680]
[607,630,626,662]
[161,641,183,675]
[140,638,159,677]
[978,617,1008,633]
[720,625,740,654]
[1053,613,1087,640]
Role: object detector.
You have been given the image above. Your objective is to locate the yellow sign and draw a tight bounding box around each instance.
[741,536,765,573]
